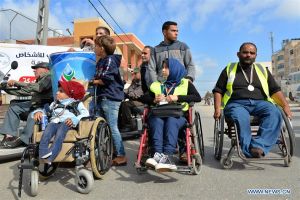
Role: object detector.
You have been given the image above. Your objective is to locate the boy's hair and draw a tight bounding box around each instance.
[96,26,111,36]
[94,35,116,55]
[162,21,177,31]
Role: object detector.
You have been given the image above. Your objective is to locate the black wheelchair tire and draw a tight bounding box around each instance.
[194,111,204,159]
[280,109,295,157]
[95,122,113,175]
[90,118,113,179]
[214,114,224,160]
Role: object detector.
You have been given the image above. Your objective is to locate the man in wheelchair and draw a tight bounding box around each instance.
[119,67,144,132]
[0,62,52,148]
[142,58,201,172]
[32,80,88,163]
[213,42,292,158]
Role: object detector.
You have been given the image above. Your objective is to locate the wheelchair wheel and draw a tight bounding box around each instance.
[214,114,224,160]
[30,169,39,196]
[38,163,58,179]
[90,118,113,179]
[284,155,292,167]
[191,153,202,175]
[280,109,295,157]
[220,157,233,169]
[76,168,94,194]
[194,111,204,159]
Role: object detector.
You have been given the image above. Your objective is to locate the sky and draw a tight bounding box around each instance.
[1,0,300,95]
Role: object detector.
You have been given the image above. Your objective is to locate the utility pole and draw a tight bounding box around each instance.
[35,0,49,45]
[270,32,274,55]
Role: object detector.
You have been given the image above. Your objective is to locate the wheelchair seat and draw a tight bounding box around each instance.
[225,115,261,127]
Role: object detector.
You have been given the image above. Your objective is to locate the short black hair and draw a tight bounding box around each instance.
[96,26,110,36]
[162,21,177,31]
[239,42,257,52]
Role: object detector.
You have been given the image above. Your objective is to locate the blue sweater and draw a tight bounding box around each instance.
[95,54,124,101]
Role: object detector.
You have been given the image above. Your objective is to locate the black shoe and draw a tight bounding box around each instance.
[120,127,132,132]
[0,137,24,149]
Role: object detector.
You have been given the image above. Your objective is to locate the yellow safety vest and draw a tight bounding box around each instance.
[221,62,274,108]
[150,78,189,111]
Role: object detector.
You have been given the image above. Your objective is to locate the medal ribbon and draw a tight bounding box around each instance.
[240,64,253,86]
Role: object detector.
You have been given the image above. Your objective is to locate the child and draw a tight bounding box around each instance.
[92,35,127,166]
[143,58,201,172]
[33,80,89,162]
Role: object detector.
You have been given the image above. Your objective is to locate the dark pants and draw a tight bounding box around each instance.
[0,100,35,144]
[149,116,186,155]
[119,100,143,128]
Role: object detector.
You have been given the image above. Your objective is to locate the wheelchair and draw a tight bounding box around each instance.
[213,107,295,169]
[17,84,113,197]
[134,103,204,175]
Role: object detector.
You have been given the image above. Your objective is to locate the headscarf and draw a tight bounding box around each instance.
[163,58,187,95]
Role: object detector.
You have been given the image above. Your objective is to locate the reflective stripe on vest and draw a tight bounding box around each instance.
[221,62,274,108]
[150,78,189,111]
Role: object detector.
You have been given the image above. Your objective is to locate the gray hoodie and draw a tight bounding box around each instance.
[148,40,195,84]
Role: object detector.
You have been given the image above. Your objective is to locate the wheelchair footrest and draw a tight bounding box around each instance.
[18,163,35,170]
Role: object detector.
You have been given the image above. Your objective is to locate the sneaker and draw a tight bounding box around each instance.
[155,154,177,172]
[41,152,53,159]
[0,136,24,149]
[145,152,162,168]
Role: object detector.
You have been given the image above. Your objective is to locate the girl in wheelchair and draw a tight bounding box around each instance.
[32,80,89,163]
[142,58,201,172]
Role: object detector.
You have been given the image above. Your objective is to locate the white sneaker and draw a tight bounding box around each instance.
[145,152,162,168]
[155,154,177,172]
[41,151,52,159]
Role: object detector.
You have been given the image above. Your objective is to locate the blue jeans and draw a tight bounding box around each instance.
[224,99,282,157]
[149,116,186,155]
[99,98,125,156]
[39,123,70,161]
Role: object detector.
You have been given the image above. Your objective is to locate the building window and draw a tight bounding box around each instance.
[277,64,284,69]
[290,49,294,55]
[277,55,284,61]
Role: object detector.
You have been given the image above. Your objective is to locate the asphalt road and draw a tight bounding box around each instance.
[0,103,299,200]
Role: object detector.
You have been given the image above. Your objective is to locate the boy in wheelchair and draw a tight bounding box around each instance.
[32,80,89,163]
[142,58,201,172]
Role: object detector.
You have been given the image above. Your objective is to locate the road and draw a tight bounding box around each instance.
[0,102,299,200]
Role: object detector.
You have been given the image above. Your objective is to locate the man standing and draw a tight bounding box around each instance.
[80,26,111,50]
[0,62,53,148]
[140,45,152,92]
[213,42,291,158]
[148,21,196,84]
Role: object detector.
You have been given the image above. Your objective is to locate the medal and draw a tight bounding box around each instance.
[240,64,254,92]
[248,85,254,91]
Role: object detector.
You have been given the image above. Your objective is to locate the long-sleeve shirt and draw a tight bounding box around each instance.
[33,98,89,127]
[5,71,53,110]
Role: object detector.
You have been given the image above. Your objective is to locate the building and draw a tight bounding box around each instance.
[272,38,300,97]
[17,18,145,81]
